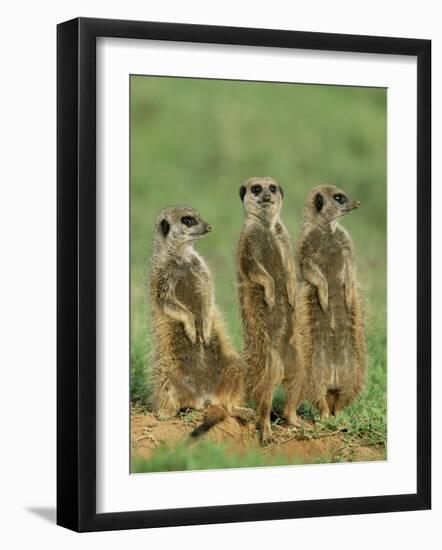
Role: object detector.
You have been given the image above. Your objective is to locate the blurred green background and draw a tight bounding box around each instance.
[130,76,387,465]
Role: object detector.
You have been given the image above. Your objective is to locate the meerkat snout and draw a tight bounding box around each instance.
[261,191,272,203]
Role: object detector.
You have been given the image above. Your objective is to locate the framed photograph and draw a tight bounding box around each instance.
[57,17,431,532]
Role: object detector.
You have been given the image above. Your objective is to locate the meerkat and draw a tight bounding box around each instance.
[148,205,252,436]
[294,184,367,418]
[236,177,304,444]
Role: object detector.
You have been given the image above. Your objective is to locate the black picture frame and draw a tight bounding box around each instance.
[57,17,431,532]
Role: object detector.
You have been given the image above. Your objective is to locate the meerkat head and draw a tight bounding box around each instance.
[155,206,212,252]
[239,177,284,221]
[305,184,360,226]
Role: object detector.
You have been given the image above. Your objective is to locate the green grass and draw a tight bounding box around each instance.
[130,76,387,471]
[132,440,288,473]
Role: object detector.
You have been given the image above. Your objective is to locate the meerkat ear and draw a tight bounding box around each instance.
[279,185,284,198]
[160,219,170,236]
[314,193,324,212]
[239,185,246,202]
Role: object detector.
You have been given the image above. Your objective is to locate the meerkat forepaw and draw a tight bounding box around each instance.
[185,322,197,344]
[287,291,295,309]
[202,320,212,346]
[265,294,275,312]
[319,289,328,314]
[344,286,353,312]
[287,284,296,308]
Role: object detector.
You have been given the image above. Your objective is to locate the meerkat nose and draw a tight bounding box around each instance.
[355,201,361,208]
[205,224,212,232]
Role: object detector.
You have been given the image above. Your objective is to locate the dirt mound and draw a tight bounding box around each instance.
[131,412,384,465]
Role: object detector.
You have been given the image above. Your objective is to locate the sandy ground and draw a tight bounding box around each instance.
[131,411,385,467]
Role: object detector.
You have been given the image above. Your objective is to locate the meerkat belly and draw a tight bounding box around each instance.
[162,268,207,380]
[259,232,290,338]
[311,238,354,389]
[262,234,287,298]
[174,269,206,335]
[176,329,228,408]
[169,265,228,390]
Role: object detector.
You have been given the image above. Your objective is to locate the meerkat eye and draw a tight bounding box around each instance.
[251,184,263,195]
[269,184,277,193]
[333,193,348,205]
[181,216,197,227]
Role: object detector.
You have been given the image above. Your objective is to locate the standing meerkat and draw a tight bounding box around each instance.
[149,206,252,436]
[236,177,304,444]
[295,184,367,417]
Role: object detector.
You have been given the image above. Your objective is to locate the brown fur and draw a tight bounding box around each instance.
[236,177,304,444]
[294,185,367,417]
[148,206,252,435]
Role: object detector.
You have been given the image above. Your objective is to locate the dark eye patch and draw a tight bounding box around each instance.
[251,184,263,195]
[181,215,198,227]
[239,185,246,201]
[333,193,348,205]
[269,184,277,193]
[314,193,324,212]
[160,219,170,236]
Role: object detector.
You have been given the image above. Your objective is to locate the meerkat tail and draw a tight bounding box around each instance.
[190,405,229,438]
